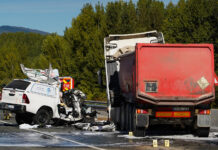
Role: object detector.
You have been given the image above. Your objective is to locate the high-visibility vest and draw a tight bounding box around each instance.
[59,77,74,92]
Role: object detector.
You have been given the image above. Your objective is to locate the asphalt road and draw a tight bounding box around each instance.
[0,110,218,150]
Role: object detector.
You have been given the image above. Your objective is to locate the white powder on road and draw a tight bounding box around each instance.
[19,124,51,129]
[19,124,39,129]
[118,132,218,141]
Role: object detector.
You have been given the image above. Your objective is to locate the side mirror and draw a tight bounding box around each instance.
[97,69,103,87]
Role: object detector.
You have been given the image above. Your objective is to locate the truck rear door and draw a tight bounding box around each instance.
[1,80,30,104]
[136,44,214,105]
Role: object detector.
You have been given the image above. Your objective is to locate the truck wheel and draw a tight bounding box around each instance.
[120,102,125,130]
[197,127,210,137]
[109,90,120,107]
[15,113,33,125]
[129,104,135,132]
[130,104,135,131]
[126,103,133,131]
[127,103,132,131]
[15,113,25,125]
[125,103,129,131]
[134,127,146,137]
[109,90,115,106]
[33,109,51,126]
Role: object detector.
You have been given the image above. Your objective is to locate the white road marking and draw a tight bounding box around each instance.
[24,128,106,150]
[0,120,106,150]
[0,120,13,124]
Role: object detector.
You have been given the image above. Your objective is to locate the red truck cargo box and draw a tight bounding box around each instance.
[134,44,215,105]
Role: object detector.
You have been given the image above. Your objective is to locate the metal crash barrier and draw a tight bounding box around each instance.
[84,100,107,109]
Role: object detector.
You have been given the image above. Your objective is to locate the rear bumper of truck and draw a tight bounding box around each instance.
[137,92,215,106]
[136,107,211,128]
[0,102,26,113]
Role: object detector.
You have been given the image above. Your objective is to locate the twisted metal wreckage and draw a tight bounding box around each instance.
[20,64,115,131]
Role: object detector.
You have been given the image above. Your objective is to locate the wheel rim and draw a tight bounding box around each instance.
[38,112,48,124]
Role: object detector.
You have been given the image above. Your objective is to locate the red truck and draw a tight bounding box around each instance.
[104,31,216,137]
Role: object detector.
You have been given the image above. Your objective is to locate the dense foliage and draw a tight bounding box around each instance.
[0,32,46,86]
[0,0,217,105]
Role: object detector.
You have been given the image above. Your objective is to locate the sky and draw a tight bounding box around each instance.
[0,0,179,35]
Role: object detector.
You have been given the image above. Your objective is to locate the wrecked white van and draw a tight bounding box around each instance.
[0,65,95,126]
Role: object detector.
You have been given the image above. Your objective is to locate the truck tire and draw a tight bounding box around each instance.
[15,113,33,125]
[129,103,133,131]
[129,104,135,132]
[120,102,125,130]
[197,127,210,137]
[33,109,51,126]
[125,103,129,131]
[128,103,133,131]
[134,127,146,137]
[109,90,120,107]
[109,90,115,106]
[126,103,134,131]
[15,113,24,125]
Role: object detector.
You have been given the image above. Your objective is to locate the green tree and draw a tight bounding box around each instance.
[120,0,137,33]
[0,32,46,86]
[64,3,106,100]
[105,1,123,34]
[42,33,72,76]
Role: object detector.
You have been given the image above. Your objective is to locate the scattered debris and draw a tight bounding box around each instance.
[74,121,115,132]
[19,124,52,129]
[20,64,59,84]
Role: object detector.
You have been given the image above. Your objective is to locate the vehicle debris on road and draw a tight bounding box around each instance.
[74,121,115,132]
[19,123,52,129]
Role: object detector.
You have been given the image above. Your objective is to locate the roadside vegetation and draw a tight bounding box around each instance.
[0,0,217,105]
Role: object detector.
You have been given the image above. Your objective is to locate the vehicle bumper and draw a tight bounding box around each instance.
[0,102,26,113]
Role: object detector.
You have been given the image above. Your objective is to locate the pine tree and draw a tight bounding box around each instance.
[42,33,72,75]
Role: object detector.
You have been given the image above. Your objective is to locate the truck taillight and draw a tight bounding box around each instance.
[136,109,149,114]
[198,109,210,115]
[22,94,30,104]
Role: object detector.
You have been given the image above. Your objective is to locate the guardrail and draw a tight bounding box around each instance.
[84,100,107,104]
[84,100,107,109]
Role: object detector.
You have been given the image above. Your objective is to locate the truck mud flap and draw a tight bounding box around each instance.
[197,114,211,127]
[136,114,149,128]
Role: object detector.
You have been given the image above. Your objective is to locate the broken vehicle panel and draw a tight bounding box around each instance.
[20,64,59,84]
